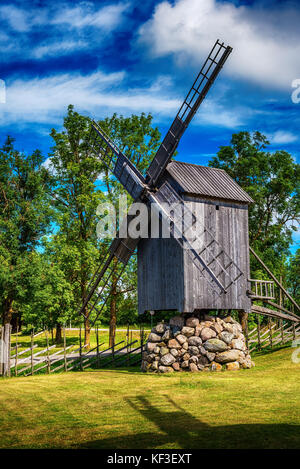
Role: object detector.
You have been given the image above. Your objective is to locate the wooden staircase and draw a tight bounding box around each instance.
[247,247,299,351]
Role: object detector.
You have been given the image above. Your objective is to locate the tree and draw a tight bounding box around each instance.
[48,107,104,346]
[48,106,160,347]
[209,131,300,276]
[209,131,299,328]
[96,113,160,346]
[0,137,53,328]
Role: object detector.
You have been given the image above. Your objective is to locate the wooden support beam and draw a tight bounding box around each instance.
[265,300,300,320]
[251,304,299,323]
[250,247,300,313]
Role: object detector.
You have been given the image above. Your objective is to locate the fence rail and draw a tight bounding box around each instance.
[0,325,146,378]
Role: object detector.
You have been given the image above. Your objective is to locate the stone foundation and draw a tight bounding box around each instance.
[142,314,254,373]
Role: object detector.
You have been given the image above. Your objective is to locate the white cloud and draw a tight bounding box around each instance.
[0,2,129,61]
[0,69,251,130]
[50,2,129,30]
[0,70,181,127]
[138,0,300,89]
[0,66,253,128]
[268,130,298,144]
[194,98,246,128]
[0,5,29,32]
[32,40,88,59]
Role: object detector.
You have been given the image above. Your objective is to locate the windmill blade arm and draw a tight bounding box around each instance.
[146,40,232,187]
[78,232,139,324]
[90,121,146,200]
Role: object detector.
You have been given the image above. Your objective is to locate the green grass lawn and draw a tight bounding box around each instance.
[0,346,299,449]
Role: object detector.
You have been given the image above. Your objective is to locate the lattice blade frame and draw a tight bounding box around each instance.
[146,40,232,187]
[90,121,146,200]
[79,236,138,326]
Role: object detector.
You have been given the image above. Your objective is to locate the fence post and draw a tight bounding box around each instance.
[140,325,144,362]
[126,324,129,367]
[96,326,100,368]
[15,326,19,377]
[31,330,34,376]
[46,329,50,374]
[257,314,261,351]
[245,316,249,350]
[280,320,284,345]
[293,322,296,341]
[63,326,67,372]
[79,325,83,371]
[268,320,273,348]
[2,324,12,377]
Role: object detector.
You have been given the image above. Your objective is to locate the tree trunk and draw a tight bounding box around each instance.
[84,315,91,349]
[238,311,248,335]
[2,297,13,326]
[11,313,21,333]
[55,322,63,344]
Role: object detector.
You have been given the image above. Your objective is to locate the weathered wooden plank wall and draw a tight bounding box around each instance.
[138,193,251,314]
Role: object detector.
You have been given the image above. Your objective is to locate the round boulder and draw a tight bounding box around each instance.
[201,327,217,342]
[148,332,162,343]
[168,338,181,349]
[186,317,200,328]
[215,350,241,363]
[188,336,202,347]
[160,353,176,366]
[181,326,195,337]
[204,338,228,352]
[219,331,234,344]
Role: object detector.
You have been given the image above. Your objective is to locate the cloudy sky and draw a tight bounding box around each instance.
[0,0,299,248]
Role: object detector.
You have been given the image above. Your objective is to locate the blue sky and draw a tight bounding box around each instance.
[0,0,299,251]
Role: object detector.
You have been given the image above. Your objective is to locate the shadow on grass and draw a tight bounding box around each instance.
[78,395,300,449]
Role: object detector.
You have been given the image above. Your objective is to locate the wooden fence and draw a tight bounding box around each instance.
[248,315,300,352]
[1,325,146,378]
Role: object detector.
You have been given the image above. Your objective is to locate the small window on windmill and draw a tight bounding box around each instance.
[216,205,219,210]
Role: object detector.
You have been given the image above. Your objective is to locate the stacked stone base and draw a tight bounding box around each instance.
[142,315,254,373]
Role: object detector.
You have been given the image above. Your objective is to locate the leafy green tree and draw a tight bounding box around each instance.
[48,107,104,346]
[48,106,160,346]
[209,131,300,277]
[0,137,53,328]
[21,246,76,342]
[96,112,160,346]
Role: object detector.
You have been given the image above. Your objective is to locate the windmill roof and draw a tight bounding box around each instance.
[166,161,254,204]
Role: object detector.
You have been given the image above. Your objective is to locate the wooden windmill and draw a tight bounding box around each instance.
[80,40,254,325]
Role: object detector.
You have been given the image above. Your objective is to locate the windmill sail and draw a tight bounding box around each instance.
[146,40,232,187]
[82,39,238,322]
[79,234,139,325]
[90,121,146,200]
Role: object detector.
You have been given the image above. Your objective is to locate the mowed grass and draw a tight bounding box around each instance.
[0,346,299,449]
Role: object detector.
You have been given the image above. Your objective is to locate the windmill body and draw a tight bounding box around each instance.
[138,161,253,315]
[83,40,256,327]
